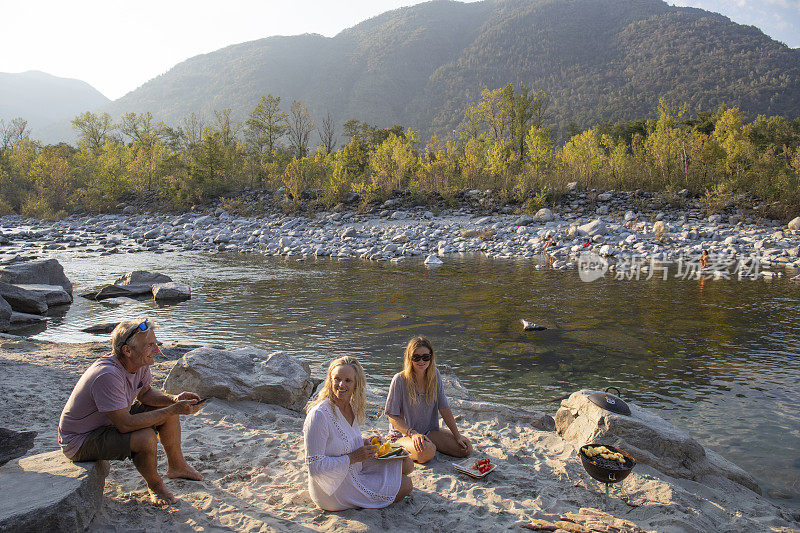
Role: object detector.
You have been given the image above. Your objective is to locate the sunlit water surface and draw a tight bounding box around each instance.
[25,251,800,508]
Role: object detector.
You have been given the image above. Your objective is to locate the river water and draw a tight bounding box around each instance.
[27,251,800,507]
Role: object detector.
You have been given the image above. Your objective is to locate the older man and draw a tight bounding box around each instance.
[59,319,204,505]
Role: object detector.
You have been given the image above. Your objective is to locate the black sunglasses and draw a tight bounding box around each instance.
[122,320,149,346]
[411,353,432,362]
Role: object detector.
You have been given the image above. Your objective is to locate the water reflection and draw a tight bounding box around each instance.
[32,251,800,506]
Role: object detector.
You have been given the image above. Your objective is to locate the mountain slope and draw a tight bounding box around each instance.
[56,0,800,143]
[0,71,109,138]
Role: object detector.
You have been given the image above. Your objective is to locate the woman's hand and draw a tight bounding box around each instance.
[348,444,378,464]
[456,435,470,450]
[411,433,428,452]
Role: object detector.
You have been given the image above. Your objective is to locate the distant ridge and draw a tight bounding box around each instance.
[38,0,800,144]
[0,71,109,141]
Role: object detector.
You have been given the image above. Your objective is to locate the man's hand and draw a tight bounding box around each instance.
[174,391,202,404]
[172,399,204,415]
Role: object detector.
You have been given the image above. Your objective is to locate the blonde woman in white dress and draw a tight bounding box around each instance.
[303,356,413,511]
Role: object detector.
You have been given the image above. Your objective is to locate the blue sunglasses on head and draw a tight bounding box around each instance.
[122,320,149,345]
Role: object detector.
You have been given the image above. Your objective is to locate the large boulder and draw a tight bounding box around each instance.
[82,271,177,301]
[555,390,760,493]
[114,270,172,287]
[81,284,149,301]
[163,347,314,412]
[534,208,554,222]
[0,451,109,532]
[0,296,10,332]
[15,284,71,307]
[788,216,800,231]
[578,219,607,236]
[0,428,37,466]
[152,282,191,302]
[0,259,73,297]
[0,282,48,314]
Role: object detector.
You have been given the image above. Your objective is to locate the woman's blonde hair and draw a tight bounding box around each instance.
[309,356,367,424]
[402,337,437,405]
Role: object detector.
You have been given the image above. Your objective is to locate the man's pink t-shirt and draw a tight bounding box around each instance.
[58,354,152,458]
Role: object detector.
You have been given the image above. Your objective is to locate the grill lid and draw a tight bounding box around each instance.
[588,387,631,416]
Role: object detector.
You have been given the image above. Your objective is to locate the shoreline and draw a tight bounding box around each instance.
[0,189,798,279]
[1,337,798,532]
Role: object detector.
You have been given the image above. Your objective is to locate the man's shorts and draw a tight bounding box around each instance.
[70,402,158,462]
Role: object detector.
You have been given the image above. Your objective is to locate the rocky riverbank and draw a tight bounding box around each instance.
[1,337,798,532]
[1,189,799,280]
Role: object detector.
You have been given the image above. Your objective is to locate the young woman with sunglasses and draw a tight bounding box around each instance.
[384,337,472,463]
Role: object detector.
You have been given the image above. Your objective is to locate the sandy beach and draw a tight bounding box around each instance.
[1,335,798,532]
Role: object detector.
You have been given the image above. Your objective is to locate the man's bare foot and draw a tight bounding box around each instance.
[148,482,177,505]
[166,463,204,481]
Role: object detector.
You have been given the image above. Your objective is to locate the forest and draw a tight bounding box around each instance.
[1,85,798,220]
[87,0,800,148]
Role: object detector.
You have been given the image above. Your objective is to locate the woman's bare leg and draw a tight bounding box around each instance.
[394,474,413,502]
[395,435,436,463]
[427,428,472,458]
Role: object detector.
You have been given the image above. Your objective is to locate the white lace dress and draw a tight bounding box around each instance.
[303,400,402,511]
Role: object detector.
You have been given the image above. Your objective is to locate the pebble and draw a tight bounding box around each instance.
[0,192,796,281]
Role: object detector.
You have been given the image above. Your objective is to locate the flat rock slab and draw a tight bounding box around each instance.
[0,428,37,466]
[15,284,72,307]
[0,282,47,314]
[81,284,152,301]
[0,259,73,297]
[98,296,140,307]
[10,311,47,327]
[81,322,121,334]
[0,450,109,532]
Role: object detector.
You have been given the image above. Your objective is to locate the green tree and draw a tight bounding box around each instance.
[367,132,418,195]
[245,94,287,158]
[714,107,755,186]
[466,87,511,141]
[71,112,114,152]
[119,112,166,149]
[187,130,229,200]
[517,125,555,198]
[562,129,605,188]
[508,83,550,160]
[643,100,692,189]
[25,145,74,218]
[213,109,241,148]
[180,113,205,151]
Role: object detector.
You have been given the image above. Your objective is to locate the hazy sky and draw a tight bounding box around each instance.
[1,0,797,101]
